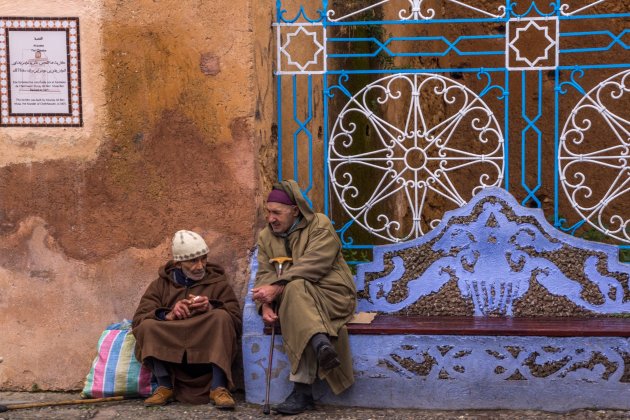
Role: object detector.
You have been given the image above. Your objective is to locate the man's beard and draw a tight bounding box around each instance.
[183,266,205,281]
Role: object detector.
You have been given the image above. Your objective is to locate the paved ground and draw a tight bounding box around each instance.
[1,392,630,419]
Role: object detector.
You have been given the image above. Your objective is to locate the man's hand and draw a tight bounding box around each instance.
[165,295,212,320]
[251,284,284,304]
[261,303,279,325]
[165,299,193,320]
[188,294,211,315]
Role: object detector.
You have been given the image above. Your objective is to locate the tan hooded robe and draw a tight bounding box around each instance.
[255,180,357,394]
[132,261,242,404]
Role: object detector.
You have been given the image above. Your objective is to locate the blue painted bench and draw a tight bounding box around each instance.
[243,187,630,411]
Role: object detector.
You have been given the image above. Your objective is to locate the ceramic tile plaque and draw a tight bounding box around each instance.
[1,17,82,127]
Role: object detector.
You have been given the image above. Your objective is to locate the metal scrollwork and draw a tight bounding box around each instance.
[326,0,507,22]
[328,73,504,243]
[559,69,630,244]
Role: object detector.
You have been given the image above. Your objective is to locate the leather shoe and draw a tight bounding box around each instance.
[209,386,235,409]
[317,342,341,371]
[273,388,314,415]
[144,386,174,406]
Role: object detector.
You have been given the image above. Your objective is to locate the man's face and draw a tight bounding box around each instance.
[266,202,299,234]
[179,255,207,280]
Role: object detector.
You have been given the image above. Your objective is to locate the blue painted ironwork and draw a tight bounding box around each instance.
[520,71,542,207]
[274,1,630,254]
[327,34,505,58]
[291,75,314,200]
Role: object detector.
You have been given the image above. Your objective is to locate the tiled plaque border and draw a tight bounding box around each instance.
[1,17,82,127]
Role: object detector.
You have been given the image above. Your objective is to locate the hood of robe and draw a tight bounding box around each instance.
[273,179,315,225]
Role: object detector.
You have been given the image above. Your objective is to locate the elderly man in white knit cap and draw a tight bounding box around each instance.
[132,230,242,408]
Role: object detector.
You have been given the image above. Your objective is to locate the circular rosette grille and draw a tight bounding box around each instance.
[328,73,504,243]
[559,70,629,243]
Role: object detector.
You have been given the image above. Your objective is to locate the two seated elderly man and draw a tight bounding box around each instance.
[132,180,356,413]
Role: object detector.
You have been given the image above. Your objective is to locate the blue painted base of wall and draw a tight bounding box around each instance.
[326,334,630,411]
[244,330,630,411]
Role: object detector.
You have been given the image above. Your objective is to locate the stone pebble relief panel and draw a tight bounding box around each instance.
[356,188,630,317]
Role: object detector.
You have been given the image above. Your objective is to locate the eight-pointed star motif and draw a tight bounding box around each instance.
[509,20,556,68]
[281,26,324,72]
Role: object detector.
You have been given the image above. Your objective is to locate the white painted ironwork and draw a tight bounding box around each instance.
[324,1,611,22]
[326,0,507,22]
[326,0,390,22]
[559,1,607,16]
[447,0,507,18]
[559,69,630,243]
[275,23,326,75]
[398,0,436,20]
[506,17,559,71]
[328,73,504,243]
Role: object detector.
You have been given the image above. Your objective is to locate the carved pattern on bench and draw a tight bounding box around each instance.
[357,187,630,316]
[359,337,630,383]
[247,341,289,382]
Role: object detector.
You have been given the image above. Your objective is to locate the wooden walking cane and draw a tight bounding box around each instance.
[0,396,125,413]
[263,256,292,415]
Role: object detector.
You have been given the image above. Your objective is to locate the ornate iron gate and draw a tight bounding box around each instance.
[273,0,629,258]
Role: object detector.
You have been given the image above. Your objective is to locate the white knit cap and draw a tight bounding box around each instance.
[172,230,209,262]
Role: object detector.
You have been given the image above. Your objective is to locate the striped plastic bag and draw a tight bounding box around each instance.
[81,320,155,398]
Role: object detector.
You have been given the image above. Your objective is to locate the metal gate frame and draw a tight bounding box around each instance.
[274,0,629,258]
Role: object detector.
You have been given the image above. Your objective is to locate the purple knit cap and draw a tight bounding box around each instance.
[267,189,295,205]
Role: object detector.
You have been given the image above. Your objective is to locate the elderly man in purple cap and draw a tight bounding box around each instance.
[132,230,242,409]
[252,180,357,415]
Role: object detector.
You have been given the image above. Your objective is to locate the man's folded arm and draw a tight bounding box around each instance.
[277,227,339,284]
